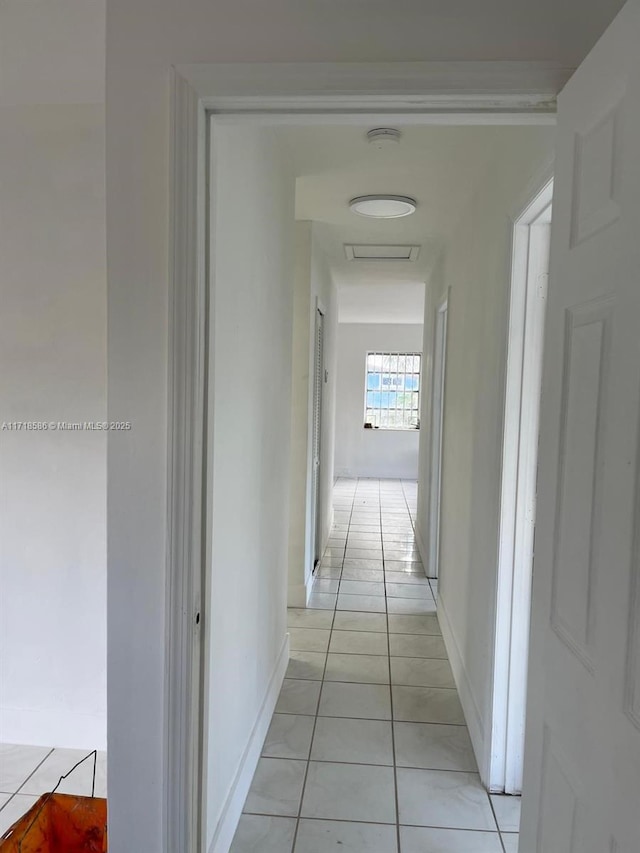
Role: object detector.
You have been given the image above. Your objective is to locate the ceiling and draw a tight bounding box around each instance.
[277,123,553,323]
[2,0,626,104]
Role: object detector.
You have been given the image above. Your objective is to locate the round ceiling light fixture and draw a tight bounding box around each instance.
[349,195,417,219]
[366,127,402,148]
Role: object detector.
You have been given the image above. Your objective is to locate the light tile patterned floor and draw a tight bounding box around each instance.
[0,745,107,837]
[0,478,520,851]
[232,477,521,853]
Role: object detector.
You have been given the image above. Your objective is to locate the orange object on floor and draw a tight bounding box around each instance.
[0,793,107,852]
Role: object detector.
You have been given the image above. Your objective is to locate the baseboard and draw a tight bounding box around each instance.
[208,632,290,853]
[305,570,315,604]
[335,468,418,480]
[414,524,433,578]
[437,595,486,782]
[301,506,335,605]
[288,583,307,608]
[0,707,107,751]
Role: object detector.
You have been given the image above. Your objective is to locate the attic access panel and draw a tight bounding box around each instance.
[344,244,420,261]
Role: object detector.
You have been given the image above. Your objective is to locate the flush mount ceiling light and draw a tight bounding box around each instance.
[366,127,402,148]
[349,195,417,219]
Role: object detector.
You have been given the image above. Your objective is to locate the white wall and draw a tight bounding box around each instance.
[415,128,555,783]
[334,324,423,481]
[288,224,339,606]
[205,124,295,849]
[0,1,106,750]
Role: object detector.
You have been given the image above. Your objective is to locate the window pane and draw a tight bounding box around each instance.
[364,352,421,431]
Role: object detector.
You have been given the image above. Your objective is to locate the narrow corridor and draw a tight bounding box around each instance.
[231,478,520,852]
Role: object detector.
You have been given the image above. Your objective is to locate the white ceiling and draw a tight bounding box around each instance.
[2,0,626,104]
[277,123,553,323]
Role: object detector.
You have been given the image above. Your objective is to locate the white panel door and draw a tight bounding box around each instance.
[521,3,640,852]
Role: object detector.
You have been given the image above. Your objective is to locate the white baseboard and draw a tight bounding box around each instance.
[437,595,487,783]
[0,707,107,751]
[208,633,290,853]
[414,524,433,578]
[305,571,315,604]
[301,505,335,605]
[335,467,418,480]
[288,583,307,608]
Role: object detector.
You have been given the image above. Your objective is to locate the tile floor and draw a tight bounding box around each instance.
[0,744,107,837]
[0,479,521,851]
[232,478,521,853]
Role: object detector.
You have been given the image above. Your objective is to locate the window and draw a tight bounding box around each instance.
[364,351,422,430]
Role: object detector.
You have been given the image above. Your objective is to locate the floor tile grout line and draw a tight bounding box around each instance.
[283,676,459,694]
[488,794,508,852]
[275,710,466,726]
[259,753,480,773]
[291,483,355,851]
[289,589,334,850]
[296,646,447,663]
[8,748,56,802]
[244,808,507,836]
[377,481,404,853]
[334,481,355,600]
[279,480,494,851]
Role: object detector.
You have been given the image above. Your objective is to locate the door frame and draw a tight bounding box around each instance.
[488,170,554,793]
[310,304,326,572]
[428,292,449,579]
[165,62,565,851]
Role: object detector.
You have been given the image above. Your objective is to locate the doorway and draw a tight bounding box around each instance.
[428,293,448,579]
[490,176,553,793]
[311,306,325,570]
[165,66,561,853]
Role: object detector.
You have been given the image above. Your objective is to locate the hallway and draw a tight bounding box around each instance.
[231,478,520,852]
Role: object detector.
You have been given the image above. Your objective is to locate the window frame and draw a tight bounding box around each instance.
[363,350,422,431]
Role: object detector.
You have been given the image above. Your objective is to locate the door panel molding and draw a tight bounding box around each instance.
[570,101,623,247]
[550,296,613,672]
[537,727,580,853]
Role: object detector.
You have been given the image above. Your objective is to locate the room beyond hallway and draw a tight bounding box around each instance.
[0,745,107,836]
[231,478,520,852]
